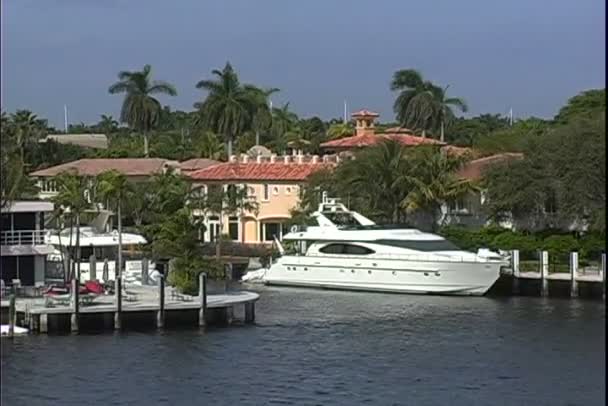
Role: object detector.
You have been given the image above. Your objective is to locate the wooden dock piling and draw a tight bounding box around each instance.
[157,275,165,329]
[199,273,207,327]
[115,277,122,330]
[511,250,520,295]
[71,278,79,333]
[540,251,549,297]
[244,302,255,323]
[8,294,16,338]
[570,252,579,298]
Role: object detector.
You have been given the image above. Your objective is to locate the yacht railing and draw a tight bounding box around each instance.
[302,252,506,264]
[0,230,47,246]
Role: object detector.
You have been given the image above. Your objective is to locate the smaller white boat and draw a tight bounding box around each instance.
[46,211,156,284]
[1,325,28,336]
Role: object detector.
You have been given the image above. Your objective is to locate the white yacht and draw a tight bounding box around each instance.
[243,195,508,296]
[45,211,156,284]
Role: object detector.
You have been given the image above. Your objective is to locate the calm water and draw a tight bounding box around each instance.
[1,287,605,406]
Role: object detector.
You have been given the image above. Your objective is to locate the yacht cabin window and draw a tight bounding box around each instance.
[319,244,374,255]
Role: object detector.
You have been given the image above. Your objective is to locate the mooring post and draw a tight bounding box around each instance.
[245,302,255,324]
[71,278,79,333]
[198,272,207,327]
[157,274,165,329]
[114,277,122,330]
[8,293,16,338]
[141,258,149,286]
[570,252,579,298]
[601,253,606,301]
[40,314,48,333]
[511,250,520,295]
[540,251,549,297]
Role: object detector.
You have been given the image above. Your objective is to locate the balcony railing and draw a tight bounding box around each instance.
[0,230,47,246]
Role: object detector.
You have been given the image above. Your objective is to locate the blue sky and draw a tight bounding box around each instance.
[2,0,605,128]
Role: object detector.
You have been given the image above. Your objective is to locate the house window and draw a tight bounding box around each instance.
[448,197,469,214]
[228,217,239,241]
[544,191,558,214]
[247,186,255,197]
[263,184,269,201]
[285,186,292,195]
[262,222,282,241]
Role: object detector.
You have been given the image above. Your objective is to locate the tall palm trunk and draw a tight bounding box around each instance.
[255,131,260,146]
[117,198,123,283]
[226,134,233,158]
[143,131,150,157]
[67,215,74,282]
[440,121,445,143]
[75,213,81,283]
[215,209,222,260]
[421,129,426,138]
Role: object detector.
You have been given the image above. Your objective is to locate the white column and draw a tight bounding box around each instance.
[570,252,579,298]
[541,251,549,297]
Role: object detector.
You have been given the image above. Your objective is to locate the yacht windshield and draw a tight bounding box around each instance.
[375,239,463,252]
[323,212,361,227]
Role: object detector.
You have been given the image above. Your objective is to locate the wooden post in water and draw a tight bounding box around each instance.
[114,277,122,330]
[198,272,207,327]
[540,251,549,297]
[570,252,579,298]
[244,302,255,324]
[8,294,16,338]
[511,250,520,295]
[601,253,606,301]
[71,278,79,333]
[157,274,165,329]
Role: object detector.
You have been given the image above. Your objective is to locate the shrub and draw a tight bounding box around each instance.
[541,235,579,261]
[167,255,225,295]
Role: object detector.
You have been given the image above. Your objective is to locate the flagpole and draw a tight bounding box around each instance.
[343,100,347,123]
[64,105,68,132]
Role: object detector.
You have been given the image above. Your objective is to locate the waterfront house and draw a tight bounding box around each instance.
[187,154,336,243]
[320,110,446,153]
[30,158,182,201]
[1,200,55,290]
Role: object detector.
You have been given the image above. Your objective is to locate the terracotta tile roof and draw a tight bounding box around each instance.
[30,158,178,177]
[457,153,524,180]
[320,133,445,149]
[351,109,379,117]
[383,126,414,134]
[179,158,222,172]
[441,145,476,157]
[188,162,332,182]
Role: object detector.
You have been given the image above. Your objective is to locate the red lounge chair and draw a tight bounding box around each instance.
[84,280,105,295]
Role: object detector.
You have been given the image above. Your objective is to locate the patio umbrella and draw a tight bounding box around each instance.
[102,258,109,282]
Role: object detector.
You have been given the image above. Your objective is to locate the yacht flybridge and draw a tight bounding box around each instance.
[243,195,508,296]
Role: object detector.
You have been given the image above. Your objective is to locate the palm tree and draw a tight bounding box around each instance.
[97,170,131,284]
[11,110,43,162]
[338,139,413,223]
[270,103,298,152]
[193,131,225,160]
[250,87,280,145]
[327,122,354,140]
[97,114,119,135]
[52,171,92,282]
[401,147,477,231]
[108,64,177,157]
[431,85,468,142]
[391,69,467,141]
[195,62,263,157]
[391,69,438,137]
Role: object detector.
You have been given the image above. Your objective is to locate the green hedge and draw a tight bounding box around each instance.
[439,226,605,262]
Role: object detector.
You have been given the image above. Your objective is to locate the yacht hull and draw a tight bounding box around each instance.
[262,257,503,296]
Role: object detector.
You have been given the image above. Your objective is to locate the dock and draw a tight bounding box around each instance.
[500,250,605,299]
[2,274,259,335]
